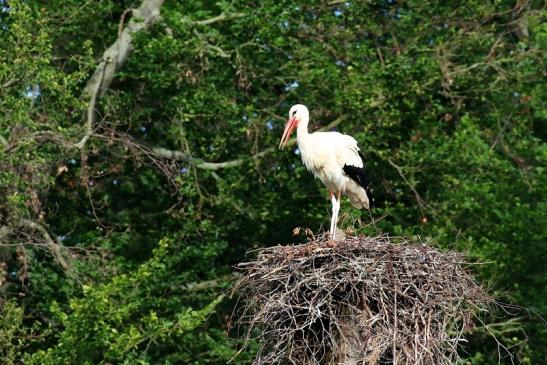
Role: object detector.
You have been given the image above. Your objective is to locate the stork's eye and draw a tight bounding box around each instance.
[292,110,297,116]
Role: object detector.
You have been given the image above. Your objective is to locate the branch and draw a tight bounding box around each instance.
[74,62,104,149]
[18,219,72,272]
[0,226,10,240]
[2,78,18,88]
[186,12,246,26]
[490,115,512,151]
[75,0,165,149]
[179,275,232,292]
[152,114,348,170]
[84,0,164,97]
[387,159,427,211]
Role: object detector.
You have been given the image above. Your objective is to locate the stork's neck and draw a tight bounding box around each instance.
[296,117,310,146]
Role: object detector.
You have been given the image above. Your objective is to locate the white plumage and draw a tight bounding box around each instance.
[279,104,370,239]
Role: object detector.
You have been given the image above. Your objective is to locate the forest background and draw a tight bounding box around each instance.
[0,0,545,364]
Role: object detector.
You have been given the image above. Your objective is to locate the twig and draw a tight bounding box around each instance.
[490,115,512,151]
[387,159,427,211]
[232,234,492,365]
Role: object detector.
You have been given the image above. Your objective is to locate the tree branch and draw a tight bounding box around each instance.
[74,62,104,149]
[387,159,427,211]
[75,0,165,149]
[84,0,164,97]
[152,114,348,170]
[186,12,246,26]
[2,78,18,88]
[18,219,71,272]
[0,226,11,240]
[179,275,232,293]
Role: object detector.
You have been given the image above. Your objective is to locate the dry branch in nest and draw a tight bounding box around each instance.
[233,234,492,365]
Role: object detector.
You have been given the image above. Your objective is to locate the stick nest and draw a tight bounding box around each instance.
[233,234,491,365]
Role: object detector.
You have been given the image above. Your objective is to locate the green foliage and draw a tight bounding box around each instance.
[0,0,545,363]
[0,300,40,365]
[27,239,227,364]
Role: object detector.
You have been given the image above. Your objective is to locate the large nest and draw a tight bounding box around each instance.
[233,234,491,365]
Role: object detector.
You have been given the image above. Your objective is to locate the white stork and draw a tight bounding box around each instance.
[279,104,371,240]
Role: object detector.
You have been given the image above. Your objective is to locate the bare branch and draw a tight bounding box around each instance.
[18,219,71,272]
[75,0,165,149]
[74,62,105,149]
[179,275,232,293]
[152,114,348,170]
[490,115,512,151]
[327,0,348,5]
[2,78,18,88]
[186,12,246,26]
[84,0,164,97]
[0,226,10,240]
[387,159,427,211]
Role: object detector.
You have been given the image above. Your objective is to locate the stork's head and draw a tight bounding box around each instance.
[279,104,309,149]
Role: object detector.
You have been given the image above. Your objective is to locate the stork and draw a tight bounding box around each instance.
[279,104,371,240]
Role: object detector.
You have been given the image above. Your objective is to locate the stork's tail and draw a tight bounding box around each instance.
[347,187,370,209]
[343,163,373,209]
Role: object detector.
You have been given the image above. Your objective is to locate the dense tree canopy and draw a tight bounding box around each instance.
[0,0,545,364]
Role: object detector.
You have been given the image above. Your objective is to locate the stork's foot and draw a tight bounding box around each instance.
[326,236,337,248]
[327,228,346,246]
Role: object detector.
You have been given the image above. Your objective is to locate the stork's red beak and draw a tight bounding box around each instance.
[279,117,297,149]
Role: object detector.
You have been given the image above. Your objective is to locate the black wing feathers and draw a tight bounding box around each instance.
[342,164,370,191]
[343,152,373,204]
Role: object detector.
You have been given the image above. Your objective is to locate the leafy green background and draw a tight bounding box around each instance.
[0,0,545,364]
